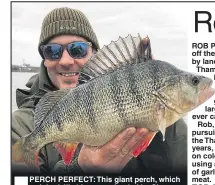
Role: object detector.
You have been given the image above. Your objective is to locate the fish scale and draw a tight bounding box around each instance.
[49,61,172,142]
[31,59,203,145]
[12,34,215,171]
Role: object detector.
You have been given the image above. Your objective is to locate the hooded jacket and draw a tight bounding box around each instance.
[12,62,187,173]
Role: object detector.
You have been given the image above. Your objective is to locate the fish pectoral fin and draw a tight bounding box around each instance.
[159,119,167,141]
[156,102,167,141]
[54,142,78,166]
[35,151,40,167]
[133,132,157,157]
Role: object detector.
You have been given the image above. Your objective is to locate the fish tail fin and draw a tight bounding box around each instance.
[12,138,40,172]
[133,132,157,157]
[54,142,78,165]
[12,138,26,163]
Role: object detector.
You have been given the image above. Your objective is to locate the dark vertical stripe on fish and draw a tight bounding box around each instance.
[53,103,64,131]
[72,88,81,112]
[127,67,143,108]
[85,82,96,127]
[151,63,160,90]
[30,121,47,141]
[110,72,127,125]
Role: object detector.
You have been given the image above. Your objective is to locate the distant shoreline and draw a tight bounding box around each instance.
[12,65,40,73]
[12,71,38,73]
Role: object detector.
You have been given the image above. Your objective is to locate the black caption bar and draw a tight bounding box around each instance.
[12,173,187,185]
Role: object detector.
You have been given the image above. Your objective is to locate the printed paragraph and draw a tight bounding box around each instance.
[191,42,215,184]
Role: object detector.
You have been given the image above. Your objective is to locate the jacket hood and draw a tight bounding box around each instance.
[16,61,57,109]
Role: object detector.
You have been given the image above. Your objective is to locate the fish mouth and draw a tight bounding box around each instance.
[198,85,215,105]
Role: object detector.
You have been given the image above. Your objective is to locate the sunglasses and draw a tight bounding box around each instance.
[40,41,92,60]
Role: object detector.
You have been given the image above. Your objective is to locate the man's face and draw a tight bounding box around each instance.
[43,35,93,89]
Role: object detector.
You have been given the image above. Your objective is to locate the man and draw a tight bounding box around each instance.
[12,7,187,173]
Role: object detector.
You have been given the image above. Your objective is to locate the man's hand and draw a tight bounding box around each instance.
[78,127,154,173]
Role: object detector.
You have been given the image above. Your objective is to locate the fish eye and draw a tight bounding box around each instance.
[192,76,199,86]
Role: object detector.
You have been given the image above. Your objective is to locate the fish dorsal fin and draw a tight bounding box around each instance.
[81,34,152,79]
[34,89,70,127]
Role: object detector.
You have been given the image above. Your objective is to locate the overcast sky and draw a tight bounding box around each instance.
[12,2,189,70]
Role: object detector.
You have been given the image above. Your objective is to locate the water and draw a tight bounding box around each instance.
[12,72,37,112]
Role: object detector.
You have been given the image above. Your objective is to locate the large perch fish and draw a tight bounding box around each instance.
[12,34,215,171]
